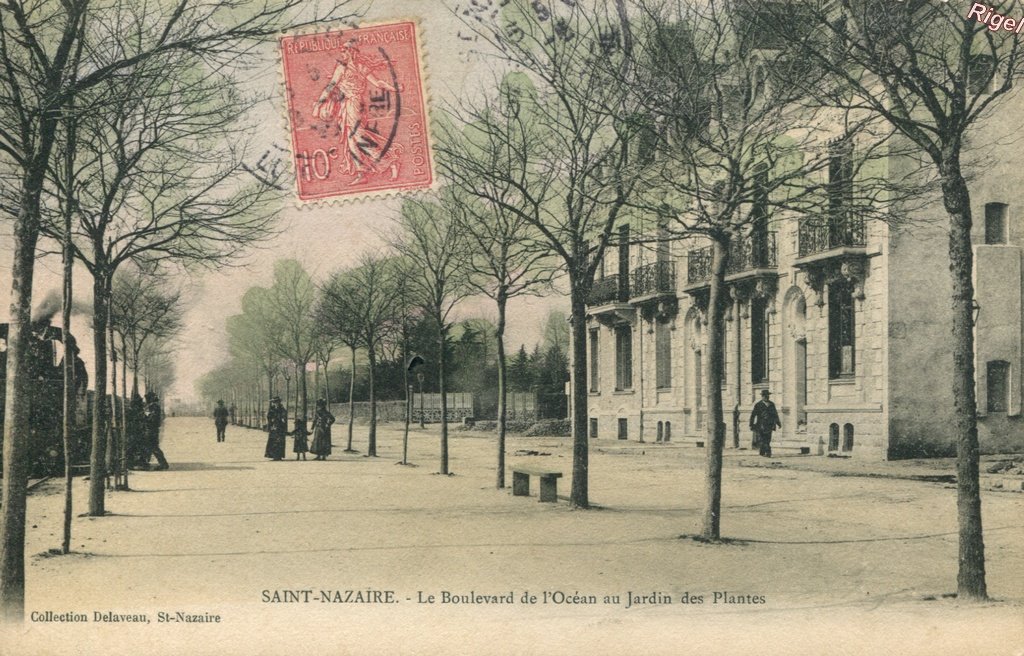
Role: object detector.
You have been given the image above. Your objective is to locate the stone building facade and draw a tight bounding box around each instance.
[580,117,1024,460]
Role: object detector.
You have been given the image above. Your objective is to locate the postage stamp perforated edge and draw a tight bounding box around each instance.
[275,17,437,208]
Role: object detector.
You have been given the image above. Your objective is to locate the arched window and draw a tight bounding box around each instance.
[664,421,672,443]
[656,421,664,443]
[829,423,840,451]
[842,424,854,452]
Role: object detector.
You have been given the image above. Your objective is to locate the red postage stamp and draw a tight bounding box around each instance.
[279,22,433,202]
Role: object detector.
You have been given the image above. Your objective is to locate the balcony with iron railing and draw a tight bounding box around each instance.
[586,274,628,306]
[685,232,777,286]
[630,260,676,301]
[797,214,866,259]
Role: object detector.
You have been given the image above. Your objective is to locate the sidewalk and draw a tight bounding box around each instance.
[9,417,1024,656]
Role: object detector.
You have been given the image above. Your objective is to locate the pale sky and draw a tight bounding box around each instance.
[0,0,565,402]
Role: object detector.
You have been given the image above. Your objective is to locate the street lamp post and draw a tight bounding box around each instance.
[417,372,425,429]
[403,356,426,465]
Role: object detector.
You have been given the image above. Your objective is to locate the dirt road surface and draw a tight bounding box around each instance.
[6,417,1023,655]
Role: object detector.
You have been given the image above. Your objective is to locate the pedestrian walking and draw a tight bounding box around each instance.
[213,399,229,442]
[749,389,782,458]
[291,416,309,461]
[309,399,335,461]
[127,393,147,469]
[144,392,169,470]
[229,402,237,426]
[265,396,288,461]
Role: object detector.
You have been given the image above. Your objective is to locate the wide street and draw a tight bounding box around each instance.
[7,417,1024,655]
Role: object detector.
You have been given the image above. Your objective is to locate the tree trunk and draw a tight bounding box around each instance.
[367,346,378,457]
[323,366,331,405]
[299,362,308,423]
[61,194,75,556]
[701,238,730,540]
[402,332,410,465]
[569,282,590,508]
[346,346,356,452]
[439,321,450,475]
[89,270,111,516]
[106,298,117,488]
[496,293,508,489]
[0,189,42,621]
[0,114,56,622]
[940,161,987,600]
[119,334,129,490]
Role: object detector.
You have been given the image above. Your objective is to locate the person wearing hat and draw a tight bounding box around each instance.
[749,389,782,457]
[213,399,230,442]
[265,396,288,461]
[143,392,169,470]
[309,399,335,460]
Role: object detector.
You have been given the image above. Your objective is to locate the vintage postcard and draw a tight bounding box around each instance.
[0,1,1022,655]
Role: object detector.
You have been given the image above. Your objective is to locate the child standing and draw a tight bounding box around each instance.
[291,416,309,461]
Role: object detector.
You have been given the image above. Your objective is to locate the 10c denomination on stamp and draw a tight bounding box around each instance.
[279,22,433,202]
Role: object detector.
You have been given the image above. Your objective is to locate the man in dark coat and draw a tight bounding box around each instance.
[213,400,230,442]
[749,389,782,457]
[144,392,169,470]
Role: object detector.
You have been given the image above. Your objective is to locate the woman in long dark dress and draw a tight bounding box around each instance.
[309,399,335,460]
[265,397,288,461]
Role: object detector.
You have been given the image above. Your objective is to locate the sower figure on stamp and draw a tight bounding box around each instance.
[749,389,782,458]
[213,399,229,442]
[311,41,402,184]
[265,396,288,461]
[309,399,335,461]
[144,392,169,470]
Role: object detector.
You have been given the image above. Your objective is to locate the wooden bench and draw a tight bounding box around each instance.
[511,465,563,503]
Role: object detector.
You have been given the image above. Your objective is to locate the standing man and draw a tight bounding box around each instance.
[213,399,230,442]
[229,402,237,426]
[749,389,782,458]
[144,392,170,470]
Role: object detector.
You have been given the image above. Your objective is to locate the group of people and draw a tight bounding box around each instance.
[211,397,336,461]
[264,397,335,461]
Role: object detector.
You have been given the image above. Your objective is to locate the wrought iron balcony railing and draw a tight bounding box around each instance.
[587,274,628,306]
[630,261,676,298]
[686,232,777,284]
[798,214,866,257]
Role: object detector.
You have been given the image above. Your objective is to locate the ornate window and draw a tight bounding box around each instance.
[828,281,856,379]
[751,296,770,383]
[655,318,672,389]
[615,325,633,390]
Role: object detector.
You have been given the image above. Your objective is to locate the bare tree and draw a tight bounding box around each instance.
[319,254,403,457]
[621,0,906,540]
[441,1,647,506]
[394,196,473,475]
[752,0,1024,602]
[437,132,553,487]
[45,48,281,518]
[111,267,183,488]
[0,0,353,619]
[259,260,318,425]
